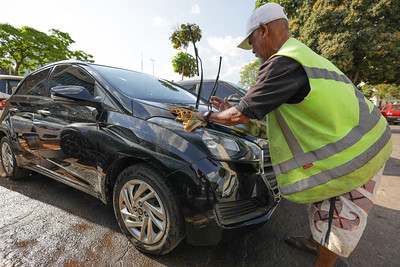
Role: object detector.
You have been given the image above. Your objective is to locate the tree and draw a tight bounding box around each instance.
[169,23,202,80]
[360,83,400,105]
[0,24,93,75]
[239,59,260,89]
[170,24,202,51]
[290,0,400,86]
[255,0,306,19]
[172,52,197,79]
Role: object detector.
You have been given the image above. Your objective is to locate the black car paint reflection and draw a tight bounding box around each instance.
[0,61,279,253]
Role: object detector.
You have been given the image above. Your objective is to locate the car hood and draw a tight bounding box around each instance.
[131,98,209,120]
[131,98,268,140]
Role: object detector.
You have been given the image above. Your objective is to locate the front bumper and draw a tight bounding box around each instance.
[386,116,400,123]
[168,143,280,246]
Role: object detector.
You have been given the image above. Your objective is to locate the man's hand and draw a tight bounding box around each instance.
[210,96,231,111]
[193,111,206,122]
[193,106,250,126]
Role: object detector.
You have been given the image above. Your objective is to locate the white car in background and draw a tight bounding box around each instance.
[0,75,24,112]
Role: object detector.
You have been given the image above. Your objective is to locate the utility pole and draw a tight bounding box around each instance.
[150,59,155,76]
[141,53,143,72]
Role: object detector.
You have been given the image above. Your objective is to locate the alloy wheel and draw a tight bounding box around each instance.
[118,179,166,244]
[1,140,14,175]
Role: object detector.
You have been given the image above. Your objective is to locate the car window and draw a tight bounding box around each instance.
[382,105,388,111]
[48,64,119,112]
[16,68,51,96]
[197,82,213,100]
[213,84,236,99]
[180,84,197,93]
[0,80,5,94]
[8,80,21,94]
[0,79,21,94]
[199,82,237,100]
[226,81,248,95]
[391,105,400,111]
[49,65,95,97]
[181,82,239,100]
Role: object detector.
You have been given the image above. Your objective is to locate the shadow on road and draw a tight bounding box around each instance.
[383,157,400,176]
[0,174,118,232]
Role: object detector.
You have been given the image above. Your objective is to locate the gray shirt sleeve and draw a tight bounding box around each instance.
[236,56,310,120]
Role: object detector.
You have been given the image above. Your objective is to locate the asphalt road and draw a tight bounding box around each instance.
[0,125,399,267]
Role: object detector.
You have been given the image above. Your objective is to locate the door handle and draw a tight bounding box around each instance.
[37,110,51,116]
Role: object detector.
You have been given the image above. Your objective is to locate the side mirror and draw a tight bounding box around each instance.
[227,94,241,106]
[51,86,103,108]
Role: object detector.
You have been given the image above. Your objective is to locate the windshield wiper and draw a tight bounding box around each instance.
[208,56,222,103]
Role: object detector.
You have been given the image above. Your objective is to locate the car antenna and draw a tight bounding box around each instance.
[208,56,222,106]
[187,24,204,110]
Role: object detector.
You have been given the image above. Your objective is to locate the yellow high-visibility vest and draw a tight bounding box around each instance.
[267,38,392,203]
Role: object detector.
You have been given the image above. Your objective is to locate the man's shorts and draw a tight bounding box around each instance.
[307,165,385,257]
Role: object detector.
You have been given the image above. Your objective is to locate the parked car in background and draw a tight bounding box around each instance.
[380,104,400,124]
[176,79,247,105]
[0,75,24,111]
[0,61,279,255]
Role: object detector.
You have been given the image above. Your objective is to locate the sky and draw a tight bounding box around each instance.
[1,0,258,84]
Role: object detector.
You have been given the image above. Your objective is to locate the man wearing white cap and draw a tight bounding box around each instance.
[194,2,391,267]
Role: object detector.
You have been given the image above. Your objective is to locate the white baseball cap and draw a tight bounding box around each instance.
[238,3,288,50]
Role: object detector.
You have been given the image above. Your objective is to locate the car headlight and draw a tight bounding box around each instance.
[198,129,261,161]
[148,117,261,161]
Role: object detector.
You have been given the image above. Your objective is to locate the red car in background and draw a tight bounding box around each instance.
[381,104,400,124]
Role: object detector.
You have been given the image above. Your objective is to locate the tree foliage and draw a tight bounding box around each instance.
[170,23,202,80]
[0,23,94,75]
[360,83,400,104]
[255,0,306,19]
[290,0,400,86]
[239,60,260,89]
[172,52,197,79]
[169,24,202,51]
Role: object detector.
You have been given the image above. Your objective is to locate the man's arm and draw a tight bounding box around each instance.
[194,105,250,126]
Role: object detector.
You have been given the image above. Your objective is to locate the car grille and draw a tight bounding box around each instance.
[261,145,280,198]
[214,142,280,228]
[214,198,271,227]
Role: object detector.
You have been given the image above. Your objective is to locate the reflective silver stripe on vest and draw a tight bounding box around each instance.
[274,109,318,169]
[305,66,351,84]
[279,124,391,195]
[273,66,384,177]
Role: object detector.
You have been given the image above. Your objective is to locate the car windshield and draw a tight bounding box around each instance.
[391,105,400,111]
[92,65,198,103]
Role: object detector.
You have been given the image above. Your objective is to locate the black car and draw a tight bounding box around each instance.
[176,79,247,104]
[0,61,279,255]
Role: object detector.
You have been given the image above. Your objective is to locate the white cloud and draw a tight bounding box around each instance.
[207,36,244,57]
[191,4,200,14]
[153,16,168,28]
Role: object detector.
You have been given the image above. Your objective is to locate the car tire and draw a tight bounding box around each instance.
[113,163,185,255]
[1,137,30,179]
